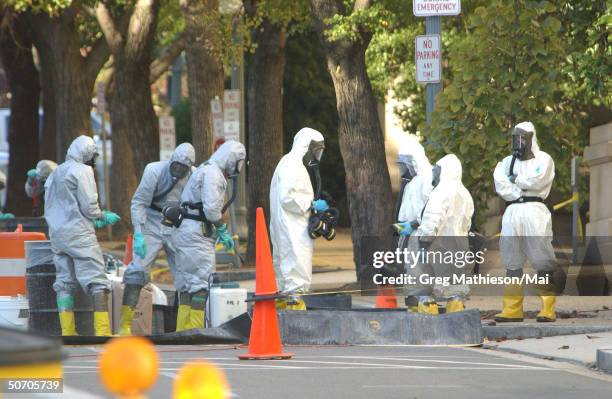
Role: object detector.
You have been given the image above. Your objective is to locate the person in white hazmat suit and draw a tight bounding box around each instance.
[119,143,196,335]
[173,140,246,330]
[25,160,58,215]
[44,135,121,336]
[405,154,474,314]
[270,127,327,311]
[394,135,433,312]
[493,121,558,322]
[0,170,14,219]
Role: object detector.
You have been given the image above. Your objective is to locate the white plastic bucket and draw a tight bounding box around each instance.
[207,287,247,327]
[0,295,29,330]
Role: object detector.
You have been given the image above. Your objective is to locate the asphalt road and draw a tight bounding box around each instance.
[43,344,612,399]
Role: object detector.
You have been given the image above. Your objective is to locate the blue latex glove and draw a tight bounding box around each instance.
[102,210,121,226]
[312,199,329,212]
[133,232,147,259]
[397,222,413,236]
[0,213,15,220]
[216,224,235,251]
[26,169,37,178]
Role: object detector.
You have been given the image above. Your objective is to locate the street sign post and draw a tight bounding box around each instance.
[211,97,224,139]
[96,82,112,239]
[413,0,460,17]
[413,0,460,123]
[223,90,241,142]
[159,116,176,161]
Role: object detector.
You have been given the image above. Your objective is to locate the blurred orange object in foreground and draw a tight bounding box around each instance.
[173,361,230,399]
[98,336,159,398]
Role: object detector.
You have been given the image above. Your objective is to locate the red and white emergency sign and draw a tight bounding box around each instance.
[415,34,441,84]
[413,0,461,17]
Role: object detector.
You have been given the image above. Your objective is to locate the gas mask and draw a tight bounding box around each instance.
[303,140,325,168]
[85,152,99,168]
[511,127,535,161]
[397,155,417,182]
[431,164,442,188]
[169,161,190,181]
[228,158,245,179]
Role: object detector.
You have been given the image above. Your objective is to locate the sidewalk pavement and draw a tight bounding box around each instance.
[486,331,612,370]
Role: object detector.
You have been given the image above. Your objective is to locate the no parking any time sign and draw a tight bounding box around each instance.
[415,34,441,84]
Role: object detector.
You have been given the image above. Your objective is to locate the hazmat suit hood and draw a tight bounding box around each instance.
[170,143,196,167]
[36,160,58,180]
[513,121,540,153]
[436,154,463,183]
[66,135,98,165]
[290,128,325,159]
[210,140,246,176]
[397,135,431,177]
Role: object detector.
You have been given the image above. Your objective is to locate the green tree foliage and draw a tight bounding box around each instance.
[420,0,609,224]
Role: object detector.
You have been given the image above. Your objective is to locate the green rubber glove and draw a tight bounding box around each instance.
[26,169,37,178]
[216,224,235,251]
[133,232,147,259]
[102,211,121,226]
[0,213,15,220]
[93,219,106,229]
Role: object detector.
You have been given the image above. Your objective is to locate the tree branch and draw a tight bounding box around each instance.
[353,0,372,13]
[95,2,124,53]
[125,0,159,61]
[149,31,187,84]
[85,35,110,78]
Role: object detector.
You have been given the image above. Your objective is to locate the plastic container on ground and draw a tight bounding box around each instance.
[25,240,94,336]
[0,296,29,330]
[207,283,247,327]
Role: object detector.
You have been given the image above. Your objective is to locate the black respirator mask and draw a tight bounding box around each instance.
[85,152,99,168]
[511,127,535,161]
[169,161,190,182]
[431,164,442,188]
[303,140,325,168]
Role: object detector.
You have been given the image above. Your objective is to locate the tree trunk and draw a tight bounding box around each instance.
[96,0,161,237]
[28,10,102,162]
[245,20,287,262]
[108,60,159,236]
[0,14,40,216]
[309,0,393,280]
[180,0,224,163]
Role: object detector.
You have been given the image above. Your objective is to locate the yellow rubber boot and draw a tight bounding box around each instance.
[286,299,307,311]
[405,296,418,313]
[536,296,556,322]
[58,311,78,336]
[176,304,191,332]
[185,309,205,330]
[119,305,134,336]
[446,298,465,313]
[417,297,439,315]
[94,311,112,337]
[494,284,524,322]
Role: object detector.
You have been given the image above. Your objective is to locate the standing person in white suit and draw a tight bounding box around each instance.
[270,128,326,311]
[493,121,558,322]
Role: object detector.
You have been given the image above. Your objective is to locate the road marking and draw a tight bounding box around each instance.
[332,355,544,369]
[362,384,465,389]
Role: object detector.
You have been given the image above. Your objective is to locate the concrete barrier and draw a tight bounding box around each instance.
[597,347,612,373]
[279,308,483,345]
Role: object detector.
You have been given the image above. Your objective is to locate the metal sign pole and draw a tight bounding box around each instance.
[425,16,442,124]
[571,156,579,264]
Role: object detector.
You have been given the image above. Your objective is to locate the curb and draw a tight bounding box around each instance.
[597,347,612,372]
[482,324,612,341]
[484,345,597,368]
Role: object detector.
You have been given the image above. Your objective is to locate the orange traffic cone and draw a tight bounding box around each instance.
[375,285,398,308]
[239,208,292,360]
[123,234,133,265]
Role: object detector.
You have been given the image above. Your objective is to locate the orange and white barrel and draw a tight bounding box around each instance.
[0,225,46,296]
